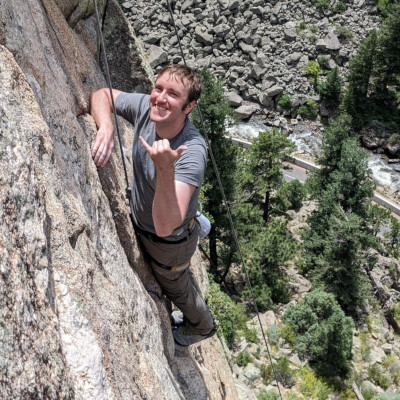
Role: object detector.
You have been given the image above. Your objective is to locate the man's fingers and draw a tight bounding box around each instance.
[92,143,113,167]
[176,145,187,158]
[139,136,152,152]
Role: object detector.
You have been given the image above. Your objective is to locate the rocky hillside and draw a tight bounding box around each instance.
[0,1,243,398]
[121,0,379,114]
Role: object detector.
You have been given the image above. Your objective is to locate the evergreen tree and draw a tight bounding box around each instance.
[241,128,295,223]
[342,30,378,129]
[318,67,343,110]
[307,113,352,198]
[374,3,400,94]
[302,115,376,313]
[243,218,297,309]
[322,138,375,218]
[191,68,238,270]
[371,2,400,128]
[314,206,373,315]
[282,290,354,377]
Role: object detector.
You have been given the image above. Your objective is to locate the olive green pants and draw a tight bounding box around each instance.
[138,226,214,334]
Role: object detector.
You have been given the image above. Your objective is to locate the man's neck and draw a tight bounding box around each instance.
[155,119,186,140]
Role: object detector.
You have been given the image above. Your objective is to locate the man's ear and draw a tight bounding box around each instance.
[184,100,196,115]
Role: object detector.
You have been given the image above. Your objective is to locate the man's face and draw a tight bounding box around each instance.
[149,72,194,126]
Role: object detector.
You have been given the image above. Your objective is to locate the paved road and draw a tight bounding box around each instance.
[286,157,400,218]
[228,136,400,217]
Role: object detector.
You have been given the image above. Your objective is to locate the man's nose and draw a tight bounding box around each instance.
[157,90,167,101]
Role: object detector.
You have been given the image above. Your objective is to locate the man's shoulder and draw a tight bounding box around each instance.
[181,119,206,147]
[115,92,150,112]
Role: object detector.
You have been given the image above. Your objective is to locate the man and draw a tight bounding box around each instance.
[90,64,216,346]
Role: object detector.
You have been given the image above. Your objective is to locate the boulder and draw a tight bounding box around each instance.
[225,91,243,107]
[194,25,214,46]
[147,44,168,68]
[234,104,258,119]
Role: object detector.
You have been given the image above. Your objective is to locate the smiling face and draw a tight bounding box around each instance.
[149,72,196,136]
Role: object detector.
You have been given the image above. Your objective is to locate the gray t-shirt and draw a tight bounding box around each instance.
[115,92,207,241]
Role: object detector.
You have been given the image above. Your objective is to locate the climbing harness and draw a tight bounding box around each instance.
[165,1,284,398]
[93,0,283,396]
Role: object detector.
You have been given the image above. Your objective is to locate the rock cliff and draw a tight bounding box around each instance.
[0,1,241,398]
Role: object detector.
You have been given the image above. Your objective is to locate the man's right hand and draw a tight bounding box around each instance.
[92,125,114,167]
[89,88,122,167]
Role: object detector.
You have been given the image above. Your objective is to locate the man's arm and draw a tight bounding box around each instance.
[139,137,196,237]
[89,88,123,167]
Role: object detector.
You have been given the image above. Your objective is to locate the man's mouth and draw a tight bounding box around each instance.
[155,104,168,112]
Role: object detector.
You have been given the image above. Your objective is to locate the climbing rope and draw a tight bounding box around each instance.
[93,0,283,396]
[93,0,136,213]
[165,1,284,398]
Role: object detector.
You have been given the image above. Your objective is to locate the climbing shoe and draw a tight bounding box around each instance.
[172,323,218,346]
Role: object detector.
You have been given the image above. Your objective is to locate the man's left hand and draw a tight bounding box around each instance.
[139,136,186,171]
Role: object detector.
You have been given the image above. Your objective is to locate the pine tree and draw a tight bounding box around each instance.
[283,290,354,377]
[342,30,378,129]
[318,67,343,109]
[241,128,295,223]
[191,68,238,271]
[243,218,297,309]
[374,3,400,94]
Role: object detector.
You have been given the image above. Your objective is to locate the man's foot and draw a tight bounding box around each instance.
[172,323,218,346]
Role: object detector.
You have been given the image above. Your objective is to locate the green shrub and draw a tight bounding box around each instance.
[282,290,354,377]
[274,356,295,387]
[236,350,252,367]
[333,1,346,13]
[363,389,378,400]
[368,364,390,390]
[267,325,280,345]
[360,332,372,362]
[297,21,307,31]
[310,25,318,33]
[298,366,331,399]
[260,363,274,384]
[304,61,320,85]
[297,99,318,119]
[259,357,295,387]
[308,34,317,43]
[339,389,357,400]
[315,0,330,10]
[372,393,400,400]
[206,278,248,348]
[257,389,280,400]
[336,26,353,41]
[383,354,400,386]
[388,133,400,145]
[280,324,296,347]
[318,55,330,69]
[277,94,292,113]
[243,326,260,344]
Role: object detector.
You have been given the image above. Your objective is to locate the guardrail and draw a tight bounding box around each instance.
[291,156,400,217]
[226,135,400,216]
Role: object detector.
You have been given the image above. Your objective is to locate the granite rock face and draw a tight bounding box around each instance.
[0,0,238,398]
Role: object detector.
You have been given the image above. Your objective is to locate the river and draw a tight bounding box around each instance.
[226,121,400,192]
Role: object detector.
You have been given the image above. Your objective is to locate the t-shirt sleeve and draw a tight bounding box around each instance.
[114,93,149,125]
[174,136,207,188]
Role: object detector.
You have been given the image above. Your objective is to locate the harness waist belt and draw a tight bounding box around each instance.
[134,218,196,245]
